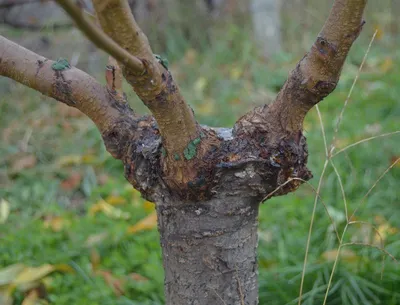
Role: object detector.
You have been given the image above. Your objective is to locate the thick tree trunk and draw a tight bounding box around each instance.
[157,196,260,305]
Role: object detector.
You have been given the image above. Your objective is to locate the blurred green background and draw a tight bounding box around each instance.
[0,0,399,304]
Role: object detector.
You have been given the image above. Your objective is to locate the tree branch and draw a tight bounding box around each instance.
[0,35,136,159]
[90,0,212,189]
[55,0,145,73]
[236,0,367,135]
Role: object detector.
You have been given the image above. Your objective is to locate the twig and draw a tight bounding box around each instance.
[55,0,144,73]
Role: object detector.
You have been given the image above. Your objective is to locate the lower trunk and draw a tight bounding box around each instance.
[157,196,260,305]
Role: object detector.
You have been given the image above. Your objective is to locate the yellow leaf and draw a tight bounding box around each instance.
[0,198,10,224]
[89,200,130,219]
[105,195,126,206]
[0,264,25,285]
[127,212,157,234]
[13,265,55,285]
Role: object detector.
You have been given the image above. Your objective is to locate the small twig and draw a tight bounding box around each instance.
[55,0,144,73]
[332,130,400,157]
[341,242,398,263]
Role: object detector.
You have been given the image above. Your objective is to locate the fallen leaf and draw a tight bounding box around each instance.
[128,273,149,282]
[89,200,130,219]
[11,155,37,172]
[12,264,72,286]
[127,212,157,234]
[60,172,82,191]
[96,270,125,296]
[0,264,25,285]
[0,198,10,224]
[13,265,55,285]
[85,232,109,248]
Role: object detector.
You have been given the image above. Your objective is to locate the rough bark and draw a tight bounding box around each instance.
[0,0,368,304]
[158,196,259,305]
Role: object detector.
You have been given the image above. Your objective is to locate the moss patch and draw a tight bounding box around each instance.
[52,58,71,71]
[183,137,201,160]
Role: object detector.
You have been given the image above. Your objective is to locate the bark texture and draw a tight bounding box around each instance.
[158,197,259,305]
[0,0,368,304]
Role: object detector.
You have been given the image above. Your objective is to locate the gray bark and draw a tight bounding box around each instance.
[157,196,259,305]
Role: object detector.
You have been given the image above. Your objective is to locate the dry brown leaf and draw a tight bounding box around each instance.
[128,273,149,282]
[96,270,125,296]
[60,172,82,191]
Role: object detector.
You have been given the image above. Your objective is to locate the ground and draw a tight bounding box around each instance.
[0,20,400,305]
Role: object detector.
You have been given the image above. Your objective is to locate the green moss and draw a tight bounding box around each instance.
[161,147,166,157]
[184,137,201,160]
[173,153,180,161]
[52,58,71,71]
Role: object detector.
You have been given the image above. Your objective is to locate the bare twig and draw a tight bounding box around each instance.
[332,130,400,157]
[55,0,145,73]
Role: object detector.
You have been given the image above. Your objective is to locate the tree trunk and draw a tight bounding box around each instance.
[158,196,260,305]
[0,0,368,304]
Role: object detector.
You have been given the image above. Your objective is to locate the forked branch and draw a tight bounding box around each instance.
[92,0,200,151]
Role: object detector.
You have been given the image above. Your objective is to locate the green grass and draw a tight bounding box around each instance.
[1,23,400,305]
